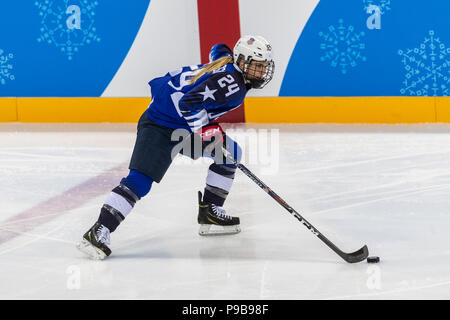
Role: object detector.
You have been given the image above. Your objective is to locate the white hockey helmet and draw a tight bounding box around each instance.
[233,35,274,89]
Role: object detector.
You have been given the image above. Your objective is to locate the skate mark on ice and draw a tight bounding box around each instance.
[0,163,127,246]
[0,150,125,163]
[0,205,100,228]
[311,184,450,215]
[287,151,450,174]
[306,171,450,203]
[0,222,68,256]
[326,278,450,300]
[308,179,450,205]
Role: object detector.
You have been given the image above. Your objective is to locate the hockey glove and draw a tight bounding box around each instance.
[197,123,226,157]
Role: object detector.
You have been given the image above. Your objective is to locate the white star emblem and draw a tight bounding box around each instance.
[199,85,217,101]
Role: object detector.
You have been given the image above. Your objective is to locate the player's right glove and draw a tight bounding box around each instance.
[197,122,226,157]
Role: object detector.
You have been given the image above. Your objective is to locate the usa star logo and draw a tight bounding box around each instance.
[199,85,217,101]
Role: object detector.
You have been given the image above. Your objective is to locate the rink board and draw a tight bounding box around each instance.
[1,97,450,123]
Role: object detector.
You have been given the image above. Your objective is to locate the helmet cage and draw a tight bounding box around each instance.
[238,54,275,89]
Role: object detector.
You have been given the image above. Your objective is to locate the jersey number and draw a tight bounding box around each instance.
[218,75,240,97]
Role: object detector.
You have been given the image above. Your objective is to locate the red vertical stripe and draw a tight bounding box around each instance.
[197,0,245,123]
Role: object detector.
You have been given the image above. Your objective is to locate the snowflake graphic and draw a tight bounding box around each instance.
[363,0,391,15]
[35,0,100,60]
[319,19,367,75]
[0,49,15,85]
[398,30,450,96]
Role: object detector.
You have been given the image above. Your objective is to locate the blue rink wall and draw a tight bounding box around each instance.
[0,0,150,97]
[281,0,450,97]
[0,0,449,123]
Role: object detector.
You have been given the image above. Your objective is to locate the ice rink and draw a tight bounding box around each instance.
[1,122,450,300]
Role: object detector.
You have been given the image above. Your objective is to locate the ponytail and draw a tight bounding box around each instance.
[188,56,233,84]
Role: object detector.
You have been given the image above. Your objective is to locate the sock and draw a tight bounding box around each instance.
[98,184,139,232]
[97,170,153,232]
[203,163,236,207]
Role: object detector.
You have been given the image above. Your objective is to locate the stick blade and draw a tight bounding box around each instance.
[342,245,369,263]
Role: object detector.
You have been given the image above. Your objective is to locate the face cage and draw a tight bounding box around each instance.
[243,59,275,89]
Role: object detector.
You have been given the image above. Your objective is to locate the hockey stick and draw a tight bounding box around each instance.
[221,147,369,264]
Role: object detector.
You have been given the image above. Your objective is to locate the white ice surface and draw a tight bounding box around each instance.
[1,123,450,300]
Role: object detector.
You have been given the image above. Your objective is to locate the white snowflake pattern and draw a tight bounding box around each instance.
[363,0,391,15]
[399,30,450,96]
[319,19,367,75]
[35,0,100,60]
[0,49,15,85]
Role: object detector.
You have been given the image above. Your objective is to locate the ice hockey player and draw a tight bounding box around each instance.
[77,35,275,259]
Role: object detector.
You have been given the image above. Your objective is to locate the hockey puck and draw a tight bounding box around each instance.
[367,256,380,263]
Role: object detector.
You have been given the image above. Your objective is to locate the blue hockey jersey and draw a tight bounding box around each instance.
[145,44,248,132]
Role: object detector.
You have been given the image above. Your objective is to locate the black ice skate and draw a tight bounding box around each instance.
[76,222,112,260]
[197,191,241,236]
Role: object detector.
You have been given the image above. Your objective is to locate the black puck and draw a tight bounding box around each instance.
[367,256,380,263]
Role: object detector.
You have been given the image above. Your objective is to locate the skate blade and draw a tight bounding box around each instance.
[76,239,107,260]
[199,224,241,236]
